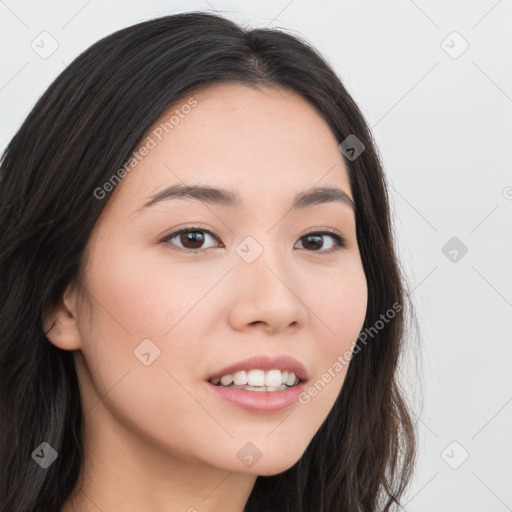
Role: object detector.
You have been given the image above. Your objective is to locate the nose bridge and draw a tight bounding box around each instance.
[236,232,290,292]
[228,234,308,332]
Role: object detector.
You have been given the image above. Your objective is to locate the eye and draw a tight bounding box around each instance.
[162,227,222,252]
[294,230,346,253]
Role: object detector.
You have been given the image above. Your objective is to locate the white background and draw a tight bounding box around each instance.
[1,1,511,510]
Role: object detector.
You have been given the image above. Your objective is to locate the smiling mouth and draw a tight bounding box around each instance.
[207,369,305,392]
[205,366,308,413]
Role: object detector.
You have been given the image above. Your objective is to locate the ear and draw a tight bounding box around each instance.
[44,281,83,351]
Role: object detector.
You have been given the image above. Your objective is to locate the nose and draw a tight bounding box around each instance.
[227,247,308,335]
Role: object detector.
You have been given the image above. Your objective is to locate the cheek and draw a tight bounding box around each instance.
[74,250,226,456]
[298,260,367,410]
[83,244,224,339]
[307,258,368,341]
[76,247,230,403]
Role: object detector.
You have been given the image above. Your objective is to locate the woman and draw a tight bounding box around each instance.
[0,11,416,512]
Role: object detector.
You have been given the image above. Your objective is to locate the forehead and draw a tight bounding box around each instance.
[108,83,352,213]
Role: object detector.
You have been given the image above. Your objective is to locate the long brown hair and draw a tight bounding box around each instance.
[0,11,416,511]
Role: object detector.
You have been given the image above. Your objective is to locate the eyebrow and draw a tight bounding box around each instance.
[136,184,355,214]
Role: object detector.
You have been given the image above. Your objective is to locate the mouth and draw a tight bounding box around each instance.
[206,355,309,393]
[205,370,308,414]
[208,370,306,392]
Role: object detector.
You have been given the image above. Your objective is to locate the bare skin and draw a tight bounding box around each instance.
[47,83,368,512]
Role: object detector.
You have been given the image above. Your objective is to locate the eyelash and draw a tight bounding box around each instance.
[161,226,346,254]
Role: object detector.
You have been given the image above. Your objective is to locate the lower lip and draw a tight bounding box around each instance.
[205,381,307,414]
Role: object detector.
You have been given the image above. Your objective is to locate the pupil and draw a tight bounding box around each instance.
[182,231,204,249]
[304,234,322,250]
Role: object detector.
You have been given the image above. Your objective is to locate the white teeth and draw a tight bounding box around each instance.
[225,384,289,392]
[220,374,233,386]
[233,371,248,385]
[210,369,300,388]
[265,369,282,387]
[248,369,265,386]
[285,372,297,386]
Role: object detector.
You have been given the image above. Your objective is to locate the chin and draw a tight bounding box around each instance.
[237,450,305,477]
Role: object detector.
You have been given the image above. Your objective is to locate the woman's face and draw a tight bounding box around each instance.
[57,83,367,476]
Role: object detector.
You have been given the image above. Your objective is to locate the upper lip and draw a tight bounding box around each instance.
[208,355,309,382]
